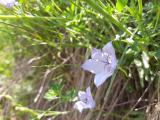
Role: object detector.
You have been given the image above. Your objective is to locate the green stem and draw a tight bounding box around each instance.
[0,15,69,20]
[138,0,142,19]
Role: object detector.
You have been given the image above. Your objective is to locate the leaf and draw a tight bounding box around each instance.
[148,49,160,59]
[155,49,160,58]
[15,106,68,119]
[44,89,59,101]
[61,89,76,102]
[37,110,69,119]
[116,0,128,12]
[44,83,76,102]
[44,84,62,101]
[15,106,38,116]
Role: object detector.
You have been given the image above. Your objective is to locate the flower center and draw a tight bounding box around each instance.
[92,52,112,65]
[82,98,88,103]
[101,53,112,65]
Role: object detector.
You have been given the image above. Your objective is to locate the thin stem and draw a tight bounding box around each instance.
[0,15,69,20]
[138,0,143,19]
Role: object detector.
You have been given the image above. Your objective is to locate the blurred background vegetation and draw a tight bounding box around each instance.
[0,0,159,120]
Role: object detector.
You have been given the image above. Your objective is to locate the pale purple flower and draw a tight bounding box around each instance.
[0,0,17,8]
[74,87,95,113]
[82,41,117,87]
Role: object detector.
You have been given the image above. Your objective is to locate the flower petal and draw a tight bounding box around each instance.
[94,71,113,87]
[86,87,96,109]
[81,59,105,74]
[102,41,117,70]
[102,41,115,56]
[86,87,91,96]
[0,0,16,7]
[74,101,88,113]
[91,48,102,59]
[103,64,115,75]
[78,91,87,101]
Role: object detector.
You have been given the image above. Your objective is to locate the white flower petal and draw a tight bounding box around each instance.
[86,87,91,96]
[0,0,16,7]
[91,48,102,59]
[81,59,105,74]
[102,41,117,71]
[74,101,88,113]
[102,41,116,57]
[86,87,96,109]
[94,71,113,87]
[78,91,87,101]
[74,87,96,112]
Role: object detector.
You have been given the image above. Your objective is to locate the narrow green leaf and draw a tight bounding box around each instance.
[84,0,132,35]
[116,0,128,12]
[138,0,143,19]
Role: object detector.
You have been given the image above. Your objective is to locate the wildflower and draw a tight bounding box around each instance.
[0,0,17,8]
[74,87,95,113]
[82,41,117,87]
